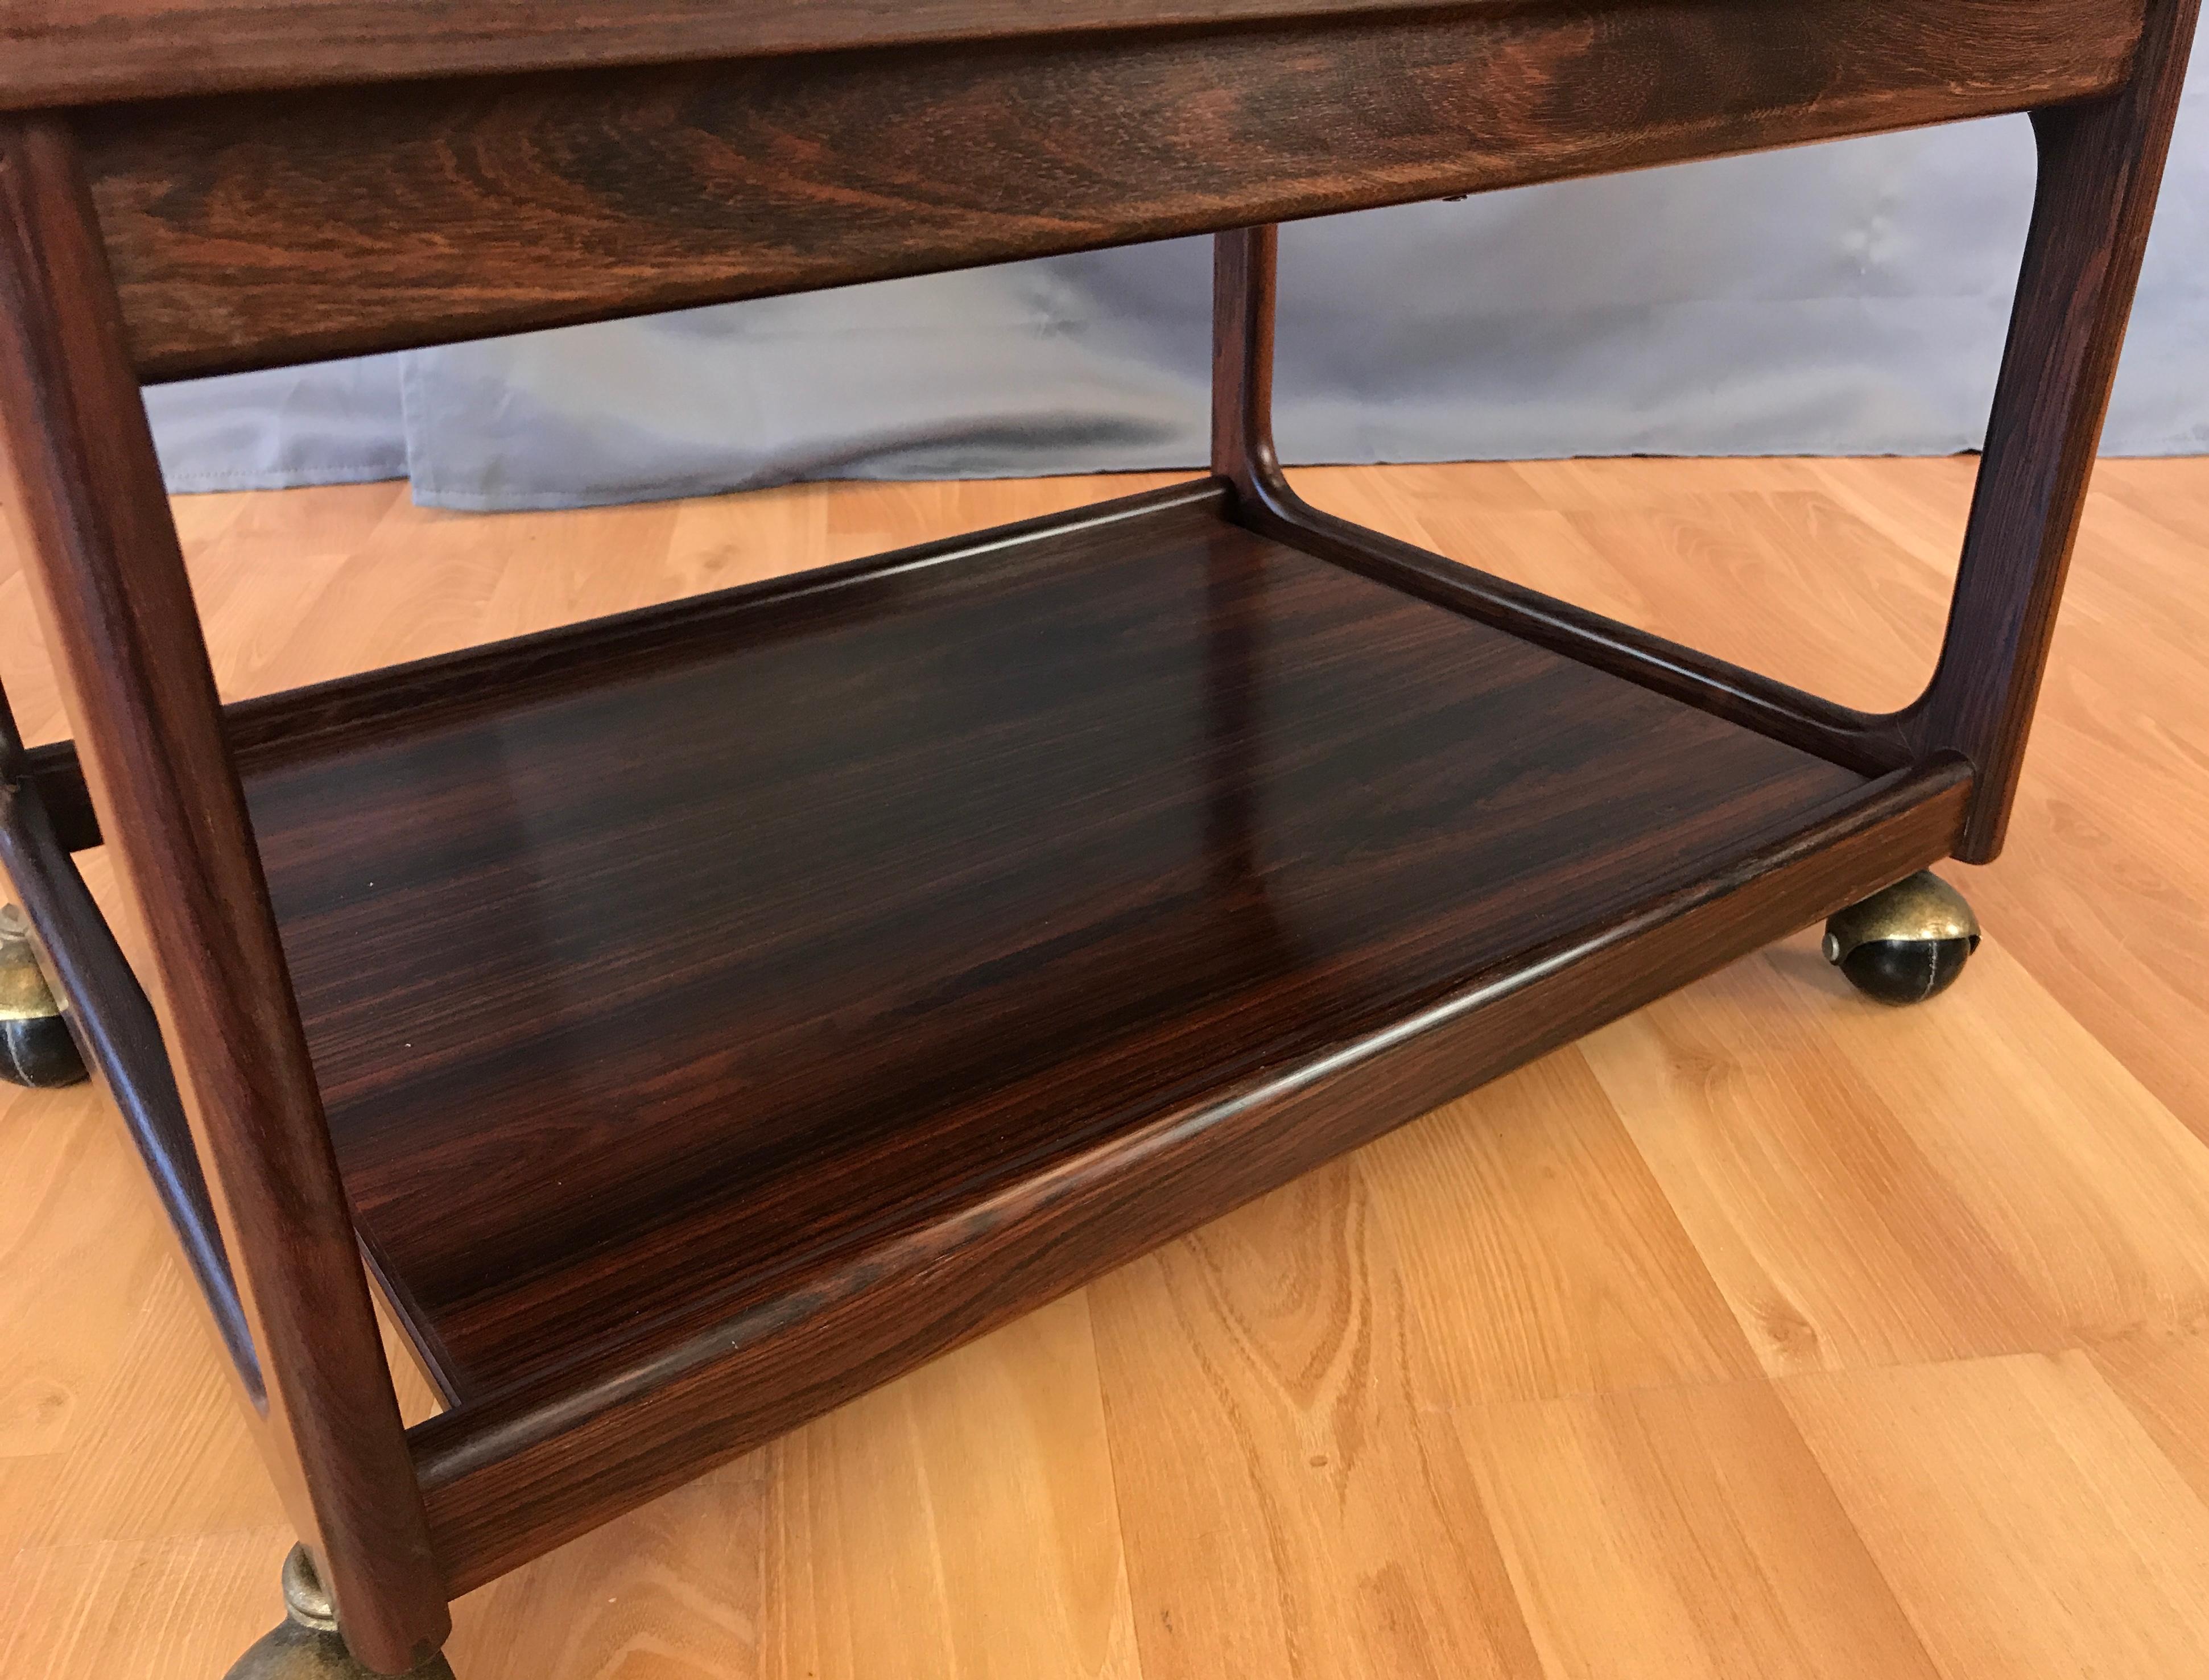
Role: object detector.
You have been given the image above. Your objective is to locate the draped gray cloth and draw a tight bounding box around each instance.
[148,77,2209,510]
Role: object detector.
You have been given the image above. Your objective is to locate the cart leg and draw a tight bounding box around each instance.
[0,902,87,1088]
[224,1549,457,1680]
[1822,872,1980,1005]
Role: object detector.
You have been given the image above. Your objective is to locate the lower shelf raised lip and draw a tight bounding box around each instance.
[402,753,1967,1592]
[165,481,1968,1587]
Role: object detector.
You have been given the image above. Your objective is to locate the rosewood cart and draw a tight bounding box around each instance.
[0,0,2195,1673]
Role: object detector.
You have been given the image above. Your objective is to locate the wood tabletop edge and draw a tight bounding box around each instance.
[2,0,1483,113]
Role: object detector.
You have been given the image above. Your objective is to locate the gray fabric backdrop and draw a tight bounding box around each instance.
[147,67,2208,511]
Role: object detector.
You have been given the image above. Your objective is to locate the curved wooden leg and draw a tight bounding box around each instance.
[225,1549,457,1680]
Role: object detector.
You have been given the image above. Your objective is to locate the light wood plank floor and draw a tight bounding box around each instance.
[5,456,2208,1678]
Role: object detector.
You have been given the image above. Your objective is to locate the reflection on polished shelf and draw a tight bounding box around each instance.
[0,0,2198,1674]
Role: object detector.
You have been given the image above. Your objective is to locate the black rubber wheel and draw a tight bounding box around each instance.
[1832,935,1976,1005]
[1822,870,1980,1006]
[1,1012,86,1088]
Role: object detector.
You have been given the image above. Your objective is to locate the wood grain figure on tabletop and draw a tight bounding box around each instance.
[72,0,2142,381]
[0,0,1664,111]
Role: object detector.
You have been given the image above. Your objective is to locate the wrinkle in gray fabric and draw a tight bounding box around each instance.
[151,86,2209,507]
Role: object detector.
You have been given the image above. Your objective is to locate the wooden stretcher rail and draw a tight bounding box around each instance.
[0,774,260,1391]
[1240,482,1921,777]
[76,0,2145,382]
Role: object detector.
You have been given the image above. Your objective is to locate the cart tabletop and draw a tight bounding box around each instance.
[10,0,1486,112]
[15,0,2148,384]
[2,0,2156,112]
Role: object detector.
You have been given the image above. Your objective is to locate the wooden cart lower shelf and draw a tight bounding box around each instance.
[204,480,1971,1583]
[13,0,2193,1638]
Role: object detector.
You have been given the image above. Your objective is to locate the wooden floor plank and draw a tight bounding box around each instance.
[1297,459,1955,709]
[1089,1161,1546,1680]
[1782,1352,2209,1679]
[0,1084,173,1460]
[1448,1378,1942,1680]
[1798,455,1975,580]
[1360,1049,1760,1407]
[23,1261,284,1549]
[1579,940,2066,1374]
[441,1455,765,1679]
[1956,483,2209,1141]
[758,1294,1139,1680]
[2088,1326,2209,1511]
[0,1532,294,1680]
[1560,489,1951,712]
[1781,936,2209,1347]
[2091,457,2209,551]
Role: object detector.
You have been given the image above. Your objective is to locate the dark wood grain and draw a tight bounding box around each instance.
[228,482,1223,773]
[16,482,1221,857]
[213,485,1955,1586]
[390,711,1965,1592]
[6,0,1473,113]
[3,0,2189,1634]
[75,0,2145,382]
[0,117,448,1675]
[19,745,100,855]
[0,773,259,1389]
[248,497,1866,1410]
[1210,227,1917,775]
[1907,0,2200,861]
[1211,225,1278,504]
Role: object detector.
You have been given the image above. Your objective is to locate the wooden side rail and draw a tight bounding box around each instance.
[75,0,2142,382]
[1212,0,2200,864]
[1213,222,1920,778]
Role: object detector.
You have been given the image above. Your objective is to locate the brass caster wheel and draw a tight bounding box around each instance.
[1822,870,1981,1006]
[1,905,86,1089]
[224,1547,456,1680]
